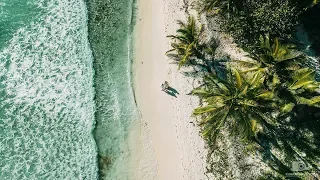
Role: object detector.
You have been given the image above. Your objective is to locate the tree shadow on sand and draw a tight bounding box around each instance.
[256,105,320,179]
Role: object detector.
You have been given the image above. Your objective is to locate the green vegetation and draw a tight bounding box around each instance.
[167,16,217,72]
[235,35,306,89]
[285,68,320,107]
[200,1,320,48]
[210,0,299,45]
[236,35,320,110]
[167,1,320,178]
[192,68,277,144]
[167,16,204,69]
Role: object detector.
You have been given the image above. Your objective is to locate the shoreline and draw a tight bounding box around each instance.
[131,0,208,179]
[85,0,140,179]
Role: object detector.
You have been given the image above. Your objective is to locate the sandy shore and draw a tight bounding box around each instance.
[132,0,208,179]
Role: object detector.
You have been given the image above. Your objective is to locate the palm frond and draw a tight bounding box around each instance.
[289,68,318,90]
[191,88,212,97]
[259,34,271,50]
[198,107,225,125]
[232,68,242,89]
[272,37,280,57]
[193,104,224,115]
[256,91,275,100]
[238,100,258,107]
[280,103,295,114]
[205,75,230,94]
[296,96,320,107]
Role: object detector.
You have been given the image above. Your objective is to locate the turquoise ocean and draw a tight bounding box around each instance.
[0,0,137,179]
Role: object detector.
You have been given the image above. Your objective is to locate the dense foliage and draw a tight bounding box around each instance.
[201,0,320,49]
[219,0,299,46]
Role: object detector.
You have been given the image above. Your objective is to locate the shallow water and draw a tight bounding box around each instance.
[85,0,139,179]
[0,0,98,179]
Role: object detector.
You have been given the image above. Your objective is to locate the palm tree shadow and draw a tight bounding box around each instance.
[257,105,320,178]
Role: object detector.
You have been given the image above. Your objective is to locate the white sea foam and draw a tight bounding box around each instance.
[0,0,98,179]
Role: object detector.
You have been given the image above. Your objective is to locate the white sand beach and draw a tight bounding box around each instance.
[131,0,208,179]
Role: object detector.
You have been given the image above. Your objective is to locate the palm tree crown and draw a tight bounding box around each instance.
[167,16,205,69]
[235,35,306,89]
[192,68,278,144]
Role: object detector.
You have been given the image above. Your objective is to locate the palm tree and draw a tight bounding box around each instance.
[234,35,306,89]
[191,68,279,144]
[167,16,213,70]
[283,67,320,108]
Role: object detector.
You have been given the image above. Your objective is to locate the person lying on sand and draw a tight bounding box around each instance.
[161,81,180,98]
[161,83,167,92]
[161,81,170,92]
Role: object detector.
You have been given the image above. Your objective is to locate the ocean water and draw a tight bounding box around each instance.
[0,0,98,179]
[85,0,139,179]
[0,0,138,179]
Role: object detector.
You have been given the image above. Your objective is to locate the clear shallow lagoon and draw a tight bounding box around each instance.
[0,0,137,179]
